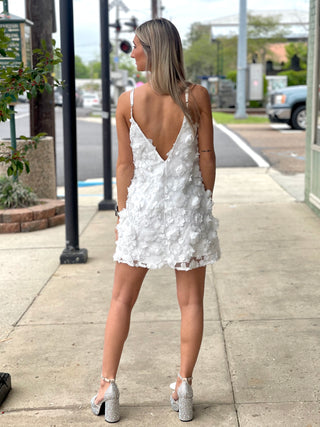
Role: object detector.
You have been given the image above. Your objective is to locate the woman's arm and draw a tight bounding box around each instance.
[193,85,216,193]
[115,91,134,211]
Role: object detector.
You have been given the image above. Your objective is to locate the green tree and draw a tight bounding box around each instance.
[183,14,286,81]
[247,13,286,65]
[75,55,90,78]
[217,36,238,77]
[184,22,212,46]
[284,42,308,69]
[119,53,136,77]
[0,32,62,178]
[184,23,216,81]
[88,59,101,79]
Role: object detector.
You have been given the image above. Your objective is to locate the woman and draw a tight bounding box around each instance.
[91,18,220,423]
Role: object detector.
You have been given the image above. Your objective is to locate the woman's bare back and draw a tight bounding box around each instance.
[130,83,187,160]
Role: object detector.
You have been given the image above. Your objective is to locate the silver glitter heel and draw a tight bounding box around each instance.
[170,373,193,422]
[91,376,120,423]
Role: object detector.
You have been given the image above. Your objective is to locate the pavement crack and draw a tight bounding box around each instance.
[221,320,233,331]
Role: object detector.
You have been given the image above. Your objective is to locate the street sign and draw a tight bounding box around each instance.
[0,12,32,68]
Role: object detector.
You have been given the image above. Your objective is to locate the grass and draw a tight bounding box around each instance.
[212,112,269,125]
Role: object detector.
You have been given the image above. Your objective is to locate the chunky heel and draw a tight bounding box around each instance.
[105,393,120,423]
[170,373,193,422]
[91,376,120,423]
[178,396,193,422]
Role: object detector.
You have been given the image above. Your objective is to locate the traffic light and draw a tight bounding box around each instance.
[125,17,138,31]
[110,19,121,33]
[120,40,132,54]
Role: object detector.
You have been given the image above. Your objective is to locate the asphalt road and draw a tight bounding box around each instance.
[1,104,261,186]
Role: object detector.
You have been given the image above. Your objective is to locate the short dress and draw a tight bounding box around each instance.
[113,89,220,271]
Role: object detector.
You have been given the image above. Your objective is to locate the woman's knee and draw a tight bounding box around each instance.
[111,263,147,309]
[176,268,205,308]
[111,284,139,310]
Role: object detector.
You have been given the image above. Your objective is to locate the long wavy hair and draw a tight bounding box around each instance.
[135,18,197,127]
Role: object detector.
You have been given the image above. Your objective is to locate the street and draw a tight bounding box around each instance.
[0,104,306,186]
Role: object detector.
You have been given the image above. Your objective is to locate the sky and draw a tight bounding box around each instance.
[6,0,310,63]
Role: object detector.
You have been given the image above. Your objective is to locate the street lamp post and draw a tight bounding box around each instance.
[59,0,88,264]
[211,37,224,77]
[2,0,8,13]
[99,0,117,211]
[235,0,248,119]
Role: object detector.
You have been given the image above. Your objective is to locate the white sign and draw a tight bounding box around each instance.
[249,63,263,101]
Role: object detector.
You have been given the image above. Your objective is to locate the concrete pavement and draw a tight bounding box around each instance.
[1,165,320,426]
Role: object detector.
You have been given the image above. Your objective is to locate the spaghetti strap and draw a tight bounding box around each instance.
[130,89,134,118]
[185,88,189,107]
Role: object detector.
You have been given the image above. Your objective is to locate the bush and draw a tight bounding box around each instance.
[0,177,39,209]
[278,70,307,86]
[249,100,264,108]
[226,70,237,84]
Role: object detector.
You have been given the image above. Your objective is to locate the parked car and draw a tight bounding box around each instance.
[75,89,84,107]
[82,92,100,108]
[17,92,28,103]
[54,87,84,107]
[266,85,307,130]
[54,87,63,106]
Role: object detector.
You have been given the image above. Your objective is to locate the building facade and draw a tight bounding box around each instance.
[305,0,320,215]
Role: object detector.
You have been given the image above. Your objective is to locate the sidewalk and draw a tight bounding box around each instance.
[1,166,320,426]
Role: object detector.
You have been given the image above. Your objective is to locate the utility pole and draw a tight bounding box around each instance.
[234,0,247,119]
[115,3,120,73]
[109,0,129,102]
[151,0,158,19]
[25,0,56,138]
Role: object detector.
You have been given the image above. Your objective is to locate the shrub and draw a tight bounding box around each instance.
[0,176,39,209]
[278,70,307,86]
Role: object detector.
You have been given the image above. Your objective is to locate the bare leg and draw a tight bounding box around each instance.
[95,262,148,403]
[172,266,206,399]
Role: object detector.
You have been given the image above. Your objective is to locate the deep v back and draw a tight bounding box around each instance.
[129,88,189,161]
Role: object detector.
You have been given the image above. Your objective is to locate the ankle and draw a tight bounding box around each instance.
[178,373,193,385]
[100,375,116,388]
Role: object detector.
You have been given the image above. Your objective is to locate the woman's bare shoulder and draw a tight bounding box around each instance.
[189,84,210,104]
[116,90,131,115]
[188,84,211,116]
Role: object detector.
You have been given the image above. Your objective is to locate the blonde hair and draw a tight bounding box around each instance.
[135,18,196,127]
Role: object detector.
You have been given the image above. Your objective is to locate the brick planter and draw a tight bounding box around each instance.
[0,137,56,199]
[0,199,65,233]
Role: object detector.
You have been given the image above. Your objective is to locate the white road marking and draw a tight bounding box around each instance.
[215,123,270,168]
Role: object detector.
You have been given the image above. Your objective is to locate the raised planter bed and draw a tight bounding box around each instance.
[0,137,56,199]
[0,199,65,233]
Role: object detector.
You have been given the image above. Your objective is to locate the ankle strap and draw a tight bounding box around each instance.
[101,375,116,383]
[178,373,193,382]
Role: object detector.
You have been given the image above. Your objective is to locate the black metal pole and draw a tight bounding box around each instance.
[59,0,87,263]
[2,0,8,13]
[99,0,117,211]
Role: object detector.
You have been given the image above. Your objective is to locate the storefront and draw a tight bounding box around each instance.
[305,0,320,215]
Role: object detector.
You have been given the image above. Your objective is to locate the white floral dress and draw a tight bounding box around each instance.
[113,89,220,271]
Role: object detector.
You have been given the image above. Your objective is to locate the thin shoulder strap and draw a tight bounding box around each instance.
[130,89,134,118]
[185,87,189,107]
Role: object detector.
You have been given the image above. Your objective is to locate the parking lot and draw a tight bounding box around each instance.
[227,123,306,175]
